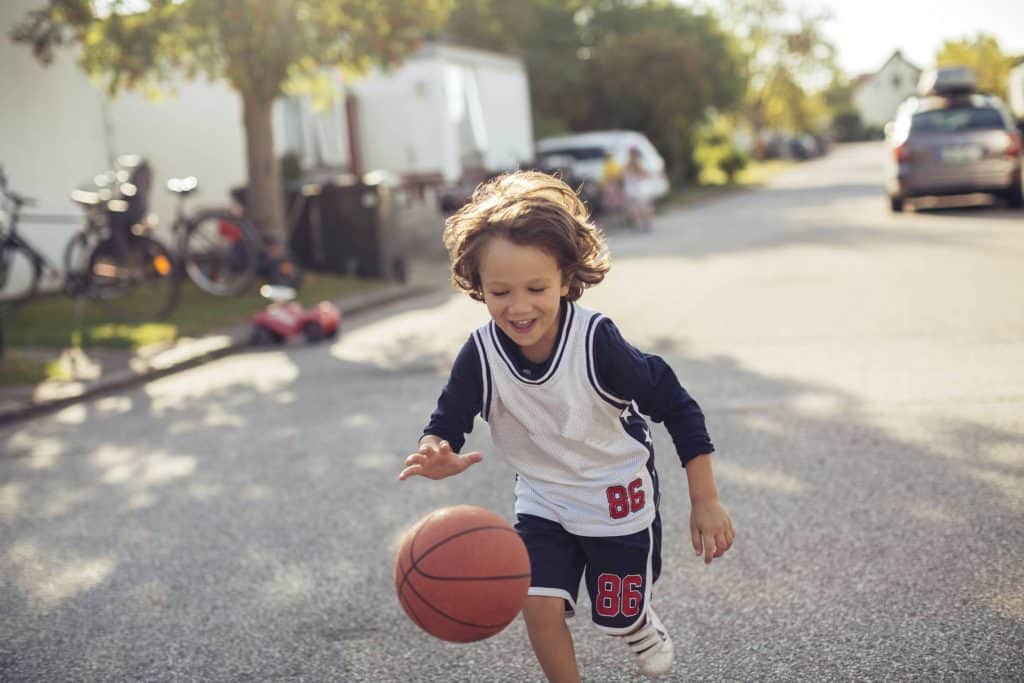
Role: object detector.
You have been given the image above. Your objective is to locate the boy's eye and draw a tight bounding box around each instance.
[528,287,547,293]
[489,290,509,297]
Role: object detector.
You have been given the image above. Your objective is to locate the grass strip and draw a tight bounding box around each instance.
[3,271,381,350]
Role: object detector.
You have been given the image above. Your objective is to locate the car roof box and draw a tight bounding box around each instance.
[918,66,977,96]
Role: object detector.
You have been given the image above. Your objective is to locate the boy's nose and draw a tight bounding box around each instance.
[508,295,531,314]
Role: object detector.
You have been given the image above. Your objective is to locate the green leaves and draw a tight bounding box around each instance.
[11,0,454,241]
[444,0,745,179]
[12,0,454,102]
[716,0,836,142]
[937,33,1015,101]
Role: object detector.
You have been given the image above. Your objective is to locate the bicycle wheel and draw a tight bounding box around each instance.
[0,241,42,305]
[181,209,259,296]
[86,234,180,321]
[62,229,95,296]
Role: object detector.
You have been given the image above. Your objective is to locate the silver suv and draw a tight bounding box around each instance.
[884,92,1022,211]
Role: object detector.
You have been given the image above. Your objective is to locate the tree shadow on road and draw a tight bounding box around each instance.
[1,289,1022,681]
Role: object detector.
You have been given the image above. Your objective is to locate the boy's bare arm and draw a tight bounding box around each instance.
[397,435,483,481]
[684,454,735,564]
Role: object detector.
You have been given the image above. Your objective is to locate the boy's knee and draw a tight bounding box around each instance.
[523,595,568,626]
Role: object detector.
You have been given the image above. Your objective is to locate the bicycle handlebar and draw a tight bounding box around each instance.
[0,166,38,207]
[10,193,38,208]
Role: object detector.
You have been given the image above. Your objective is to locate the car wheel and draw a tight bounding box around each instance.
[889,196,904,213]
[302,321,327,342]
[250,325,283,346]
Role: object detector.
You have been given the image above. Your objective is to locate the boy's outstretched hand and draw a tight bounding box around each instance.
[398,439,483,481]
[690,497,735,565]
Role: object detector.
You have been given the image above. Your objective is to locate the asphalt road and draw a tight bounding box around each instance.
[2,143,1022,682]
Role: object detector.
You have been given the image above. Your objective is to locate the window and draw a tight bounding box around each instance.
[911,107,1007,133]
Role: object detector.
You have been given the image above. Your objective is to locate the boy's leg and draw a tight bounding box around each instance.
[582,525,655,635]
[522,596,580,683]
[515,514,587,682]
[581,512,673,677]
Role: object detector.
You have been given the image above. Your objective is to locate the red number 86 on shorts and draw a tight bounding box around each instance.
[596,573,644,618]
[606,478,645,519]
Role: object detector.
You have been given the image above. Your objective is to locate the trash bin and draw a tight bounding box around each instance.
[290,174,402,280]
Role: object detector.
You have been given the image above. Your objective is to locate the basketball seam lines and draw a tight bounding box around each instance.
[403,524,525,583]
[396,567,428,632]
[397,517,529,633]
[399,574,510,630]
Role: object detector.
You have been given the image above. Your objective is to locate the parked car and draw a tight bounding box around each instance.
[884,70,1022,212]
[534,130,670,212]
[917,66,977,97]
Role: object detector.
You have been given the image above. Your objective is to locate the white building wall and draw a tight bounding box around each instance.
[855,54,922,128]
[106,81,247,232]
[0,0,247,299]
[0,0,109,286]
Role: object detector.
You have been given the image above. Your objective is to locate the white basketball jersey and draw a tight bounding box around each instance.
[473,303,656,536]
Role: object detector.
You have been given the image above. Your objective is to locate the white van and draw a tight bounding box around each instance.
[535,130,671,201]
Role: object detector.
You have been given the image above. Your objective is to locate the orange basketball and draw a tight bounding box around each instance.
[394,505,531,642]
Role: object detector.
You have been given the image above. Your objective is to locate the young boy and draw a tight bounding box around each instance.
[398,171,734,682]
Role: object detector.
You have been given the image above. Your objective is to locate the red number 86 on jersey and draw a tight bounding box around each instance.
[606,478,645,519]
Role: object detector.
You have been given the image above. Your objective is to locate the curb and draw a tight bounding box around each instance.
[0,282,439,427]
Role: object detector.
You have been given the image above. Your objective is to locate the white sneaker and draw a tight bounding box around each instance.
[621,607,674,677]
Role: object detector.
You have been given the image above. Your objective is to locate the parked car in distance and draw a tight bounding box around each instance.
[534,130,670,211]
[884,90,1022,212]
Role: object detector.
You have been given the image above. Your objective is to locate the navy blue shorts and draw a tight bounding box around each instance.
[514,511,662,634]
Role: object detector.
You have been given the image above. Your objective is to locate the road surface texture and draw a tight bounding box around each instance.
[2,143,1022,681]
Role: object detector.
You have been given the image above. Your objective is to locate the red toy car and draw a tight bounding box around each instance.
[250,285,341,345]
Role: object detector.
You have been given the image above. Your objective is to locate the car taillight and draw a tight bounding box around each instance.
[1006,130,1022,158]
[893,144,912,163]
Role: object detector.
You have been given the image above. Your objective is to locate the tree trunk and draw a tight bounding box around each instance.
[242,93,286,242]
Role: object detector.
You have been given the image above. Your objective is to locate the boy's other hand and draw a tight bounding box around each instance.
[398,440,483,481]
[690,498,735,565]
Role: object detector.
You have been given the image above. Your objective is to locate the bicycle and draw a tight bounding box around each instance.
[165,175,262,297]
[160,174,303,296]
[0,172,48,305]
[0,165,180,321]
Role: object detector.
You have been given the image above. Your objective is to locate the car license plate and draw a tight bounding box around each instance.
[940,145,983,163]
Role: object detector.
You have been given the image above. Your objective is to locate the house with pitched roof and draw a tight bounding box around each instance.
[853,50,923,129]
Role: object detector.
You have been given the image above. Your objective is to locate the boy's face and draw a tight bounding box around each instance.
[478,237,570,364]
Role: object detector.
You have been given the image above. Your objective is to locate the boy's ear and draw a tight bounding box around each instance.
[560,273,571,298]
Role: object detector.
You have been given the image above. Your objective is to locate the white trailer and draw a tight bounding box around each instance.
[344,43,535,184]
[274,43,535,185]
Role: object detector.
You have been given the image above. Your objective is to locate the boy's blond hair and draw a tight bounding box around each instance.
[442,171,611,302]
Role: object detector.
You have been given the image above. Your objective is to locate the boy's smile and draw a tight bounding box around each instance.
[478,237,570,364]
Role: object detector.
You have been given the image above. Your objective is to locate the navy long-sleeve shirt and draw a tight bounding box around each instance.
[422,306,713,467]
